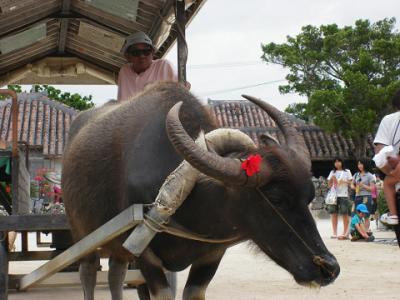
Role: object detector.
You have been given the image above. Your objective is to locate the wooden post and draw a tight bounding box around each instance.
[0,232,9,300]
[21,232,28,252]
[175,0,187,83]
[0,90,18,158]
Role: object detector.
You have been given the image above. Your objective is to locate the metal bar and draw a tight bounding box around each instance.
[19,204,143,291]
[0,90,18,158]
[123,206,159,257]
[175,0,187,83]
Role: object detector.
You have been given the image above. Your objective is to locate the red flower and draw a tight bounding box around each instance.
[34,176,44,181]
[241,154,262,177]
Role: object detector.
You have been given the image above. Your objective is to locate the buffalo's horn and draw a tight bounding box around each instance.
[166,102,271,187]
[241,95,311,171]
[154,129,256,214]
[205,128,257,155]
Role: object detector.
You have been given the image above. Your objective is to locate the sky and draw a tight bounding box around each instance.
[22,0,400,110]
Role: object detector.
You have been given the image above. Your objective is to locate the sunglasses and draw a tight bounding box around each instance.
[128,48,153,57]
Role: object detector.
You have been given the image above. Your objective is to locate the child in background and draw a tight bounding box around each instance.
[350,204,375,242]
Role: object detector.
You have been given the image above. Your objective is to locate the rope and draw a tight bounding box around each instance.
[256,188,336,275]
[144,213,240,244]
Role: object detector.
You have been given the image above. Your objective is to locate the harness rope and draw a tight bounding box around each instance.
[256,188,336,277]
[143,186,336,277]
[143,212,240,244]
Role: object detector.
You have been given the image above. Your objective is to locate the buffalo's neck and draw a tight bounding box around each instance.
[149,180,246,271]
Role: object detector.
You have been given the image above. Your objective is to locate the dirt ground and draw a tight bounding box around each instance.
[8,219,400,300]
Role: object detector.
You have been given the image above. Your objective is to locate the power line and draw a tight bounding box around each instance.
[188,60,264,69]
[199,79,286,96]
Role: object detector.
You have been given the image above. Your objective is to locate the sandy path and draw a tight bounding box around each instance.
[8,219,400,299]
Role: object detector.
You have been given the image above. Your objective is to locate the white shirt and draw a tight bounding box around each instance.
[327,169,352,197]
[374,111,400,154]
[374,111,400,191]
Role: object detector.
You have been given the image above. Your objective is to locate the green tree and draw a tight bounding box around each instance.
[284,103,309,122]
[33,85,94,111]
[0,85,22,100]
[262,18,400,157]
[0,84,94,110]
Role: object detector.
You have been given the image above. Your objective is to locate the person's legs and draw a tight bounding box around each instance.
[364,217,370,230]
[342,215,350,237]
[383,175,398,216]
[331,213,338,237]
[327,204,338,237]
[338,197,351,237]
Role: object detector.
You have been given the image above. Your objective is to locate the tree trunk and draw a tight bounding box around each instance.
[352,135,368,159]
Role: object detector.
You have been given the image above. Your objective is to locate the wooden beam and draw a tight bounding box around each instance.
[19,204,143,291]
[9,270,145,290]
[58,0,71,53]
[175,0,187,83]
[62,0,71,12]
[0,233,9,299]
[58,19,69,53]
[9,248,112,261]
[0,215,69,231]
[9,251,62,261]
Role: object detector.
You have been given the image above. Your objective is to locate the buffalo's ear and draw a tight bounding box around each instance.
[259,133,279,146]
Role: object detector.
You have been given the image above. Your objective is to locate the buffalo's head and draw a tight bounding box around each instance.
[165,96,339,287]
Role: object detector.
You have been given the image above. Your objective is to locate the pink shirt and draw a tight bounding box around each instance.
[117,59,178,101]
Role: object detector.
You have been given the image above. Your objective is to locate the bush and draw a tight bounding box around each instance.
[377,190,389,216]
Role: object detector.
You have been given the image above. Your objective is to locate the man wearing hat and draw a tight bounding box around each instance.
[350,204,375,242]
[117,31,178,101]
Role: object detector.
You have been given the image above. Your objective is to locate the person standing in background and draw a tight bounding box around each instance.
[327,158,353,240]
[351,159,376,232]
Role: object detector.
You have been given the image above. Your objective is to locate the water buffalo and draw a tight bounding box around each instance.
[62,82,339,300]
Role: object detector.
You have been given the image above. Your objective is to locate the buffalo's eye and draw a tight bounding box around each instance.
[257,186,293,209]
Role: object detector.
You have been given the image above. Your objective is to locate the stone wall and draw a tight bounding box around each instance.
[310,176,330,218]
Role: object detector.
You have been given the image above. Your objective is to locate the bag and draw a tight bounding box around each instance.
[325,187,337,205]
[371,185,377,199]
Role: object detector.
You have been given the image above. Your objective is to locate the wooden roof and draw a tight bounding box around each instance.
[0,0,206,85]
[208,100,374,161]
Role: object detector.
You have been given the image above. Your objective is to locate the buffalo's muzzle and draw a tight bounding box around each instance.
[313,254,340,286]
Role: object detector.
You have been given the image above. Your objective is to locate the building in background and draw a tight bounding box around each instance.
[0,92,76,177]
[0,94,374,179]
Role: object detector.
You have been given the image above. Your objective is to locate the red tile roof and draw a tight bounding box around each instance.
[208,100,372,160]
[0,92,77,157]
[0,95,371,160]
